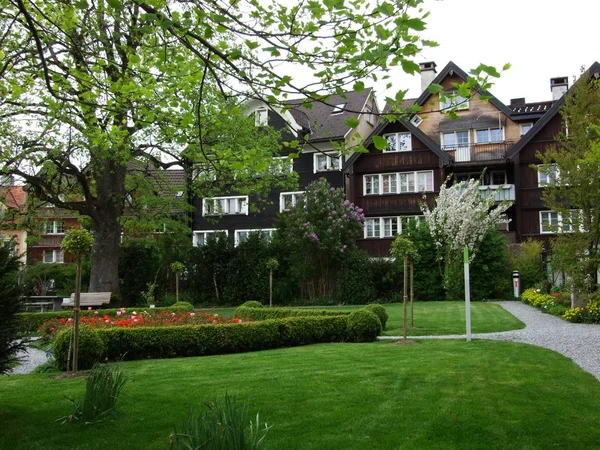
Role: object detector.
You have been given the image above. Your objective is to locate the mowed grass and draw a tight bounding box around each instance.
[211,301,526,336]
[1,340,599,450]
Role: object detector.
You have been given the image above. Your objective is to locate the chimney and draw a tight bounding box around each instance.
[419,61,437,92]
[510,98,526,107]
[550,76,569,101]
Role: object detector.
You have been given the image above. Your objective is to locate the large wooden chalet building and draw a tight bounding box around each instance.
[344,61,600,256]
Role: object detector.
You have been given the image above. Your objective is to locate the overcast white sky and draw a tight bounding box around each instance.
[375,0,598,105]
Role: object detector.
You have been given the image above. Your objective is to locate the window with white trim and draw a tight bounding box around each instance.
[441,131,469,149]
[203,196,248,216]
[2,240,16,257]
[364,216,425,238]
[365,105,374,125]
[314,153,342,173]
[280,191,304,212]
[192,230,228,246]
[540,210,580,234]
[331,103,346,115]
[383,133,412,152]
[43,249,64,264]
[271,157,293,174]
[410,115,423,127]
[440,92,469,111]
[537,164,559,186]
[364,171,433,195]
[234,229,276,246]
[45,220,65,234]
[520,122,533,136]
[255,108,268,126]
[475,127,504,144]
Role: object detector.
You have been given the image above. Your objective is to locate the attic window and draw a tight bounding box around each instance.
[410,115,423,127]
[255,108,268,126]
[331,103,346,115]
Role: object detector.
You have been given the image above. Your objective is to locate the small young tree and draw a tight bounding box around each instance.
[422,179,510,340]
[266,258,279,307]
[0,246,23,374]
[170,262,185,304]
[61,228,95,373]
[390,235,417,343]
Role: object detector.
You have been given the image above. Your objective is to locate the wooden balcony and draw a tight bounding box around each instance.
[31,235,65,247]
[478,184,516,202]
[443,142,513,163]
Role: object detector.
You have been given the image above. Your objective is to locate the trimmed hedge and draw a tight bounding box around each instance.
[234,305,351,320]
[346,310,382,342]
[53,316,349,364]
[53,327,106,371]
[16,305,194,334]
[365,303,388,330]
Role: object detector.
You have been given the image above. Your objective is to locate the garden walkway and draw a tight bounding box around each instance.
[7,340,49,375]
[381,301,600,381]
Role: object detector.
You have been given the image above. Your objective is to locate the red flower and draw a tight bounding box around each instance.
[553,293,559,297]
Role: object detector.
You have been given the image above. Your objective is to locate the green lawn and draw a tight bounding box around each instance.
[209,301,526,336]
[1,340,599,449]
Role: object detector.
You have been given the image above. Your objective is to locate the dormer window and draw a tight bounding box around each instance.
[255,108,268,126]
[410,115,423,127]
[331,103,346,115]
[440,92,469,112]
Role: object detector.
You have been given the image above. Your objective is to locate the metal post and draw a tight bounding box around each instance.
[512,270,520,298]
[464,247,471,342]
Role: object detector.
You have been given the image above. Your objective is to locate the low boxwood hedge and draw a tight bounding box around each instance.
[53,316,351,364]
[234,305,352,320]
[16,305,194,334]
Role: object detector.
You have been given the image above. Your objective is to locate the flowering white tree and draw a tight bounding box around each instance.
[421,178,510,341]
[421,179,510,260]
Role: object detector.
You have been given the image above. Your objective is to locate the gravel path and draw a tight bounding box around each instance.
[380,301,600,381]
[7,340,49,375]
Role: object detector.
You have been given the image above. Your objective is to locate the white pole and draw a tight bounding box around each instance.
[464,247,472,342]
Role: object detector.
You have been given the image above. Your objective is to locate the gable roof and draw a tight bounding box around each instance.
[343,115,451,171]
[414,61,514,118]
[287,88,374,143]
[506,61,600,160]
[0,186,26,210]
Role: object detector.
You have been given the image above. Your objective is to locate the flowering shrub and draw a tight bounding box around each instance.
[39,309,250,342]
[563,307,585,323]
[521,288,555,308]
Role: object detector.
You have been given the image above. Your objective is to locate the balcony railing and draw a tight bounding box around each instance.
[478,184,515,202]
[442,142,513,162]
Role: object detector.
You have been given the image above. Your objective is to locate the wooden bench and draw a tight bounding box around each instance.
[22,296,64,312]
[62,292,112,309]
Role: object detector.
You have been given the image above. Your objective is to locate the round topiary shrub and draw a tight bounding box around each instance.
[53,326,106,371]
[365,303,388,330]
[346,310,382,342]
[171,301,195,311]
[240,301,263,308]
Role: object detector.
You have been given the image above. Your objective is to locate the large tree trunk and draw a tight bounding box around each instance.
[87,160,127,295]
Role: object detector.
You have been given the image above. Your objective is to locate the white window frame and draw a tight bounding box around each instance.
[410,115,423,127]
[192,230,228,246]
[255,108,268,126]
[383,132,412,152]
[441,130,470,150]
[474,127,504,144]
[45,220,65,234]
[364,105,374,125]
[234,229,276,246]
[313,152,342,173]
[490,171,507,186]
[271,156,293,174]
[202,196,249,216]
[539,210,580,234]
[280,191,305,212]
[363,171,433,196]
[43,249,64,264]
[440,92,469,111]
[520,122,533,136]
[537,164,559,186]
[331,103,346,115]
[364,216,425,239]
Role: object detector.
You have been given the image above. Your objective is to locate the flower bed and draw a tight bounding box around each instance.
[39,309,246,342]
[522,288,600,323]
